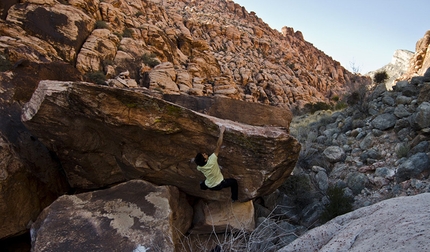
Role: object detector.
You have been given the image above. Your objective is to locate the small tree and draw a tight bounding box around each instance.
[373,70,389,84]
[320,186,353,223]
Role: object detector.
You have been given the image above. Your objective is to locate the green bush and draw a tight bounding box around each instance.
[85,71,106,85]
[123,28,134,38]
[320,186,353,223]
[95,20,109,29]
[0,53,12,72]
[141,53,159,68]
[281,174,315,208]
[373,70,389,84]
[334,101,347,110]
[396,144,410,158]
[304,102,331,114]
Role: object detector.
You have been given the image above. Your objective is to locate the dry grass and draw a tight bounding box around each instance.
[177,205,302,252]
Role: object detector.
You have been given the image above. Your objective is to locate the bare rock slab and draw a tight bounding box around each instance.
[31,180,192,252]
[21,81,300,201]
[279,193,430,252]
[190,199,255,234]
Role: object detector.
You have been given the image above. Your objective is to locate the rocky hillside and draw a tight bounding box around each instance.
[0,0,368,109]
[231,62,429,251]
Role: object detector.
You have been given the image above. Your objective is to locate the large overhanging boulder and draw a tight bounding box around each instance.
[163,94,292,130]
[21,81,300,201]
[31,180,192,252]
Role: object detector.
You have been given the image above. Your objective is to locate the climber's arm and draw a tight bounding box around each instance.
[214,125,225,156]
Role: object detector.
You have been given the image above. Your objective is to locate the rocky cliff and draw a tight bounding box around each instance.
[0,0,368,109]
[401,30,430,80]
[367,49,413,89]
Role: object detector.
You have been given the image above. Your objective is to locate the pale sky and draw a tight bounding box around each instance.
[233,0,430,74]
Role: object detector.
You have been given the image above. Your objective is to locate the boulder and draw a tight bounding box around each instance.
[190,199,254,234]
[279,193,430,252]
[413,102,430,130]
[21,81,301,201]
[323,146,345,163]
[371,113,397,130]
[396,153,430,183]
[31,180,192,252]
[163,94,293,130]
[0,133,65,239]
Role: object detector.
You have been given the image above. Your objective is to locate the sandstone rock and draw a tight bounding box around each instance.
[21,81,301,201]
[402,30,430,78]
[6,2,96,63]
[190,199,254,234]
[0,62,80,239]
[163,95,292,130]
[0,0,370,110]
[142,62,180,94]
[76,28,120,74]
[31,180,192,252]
[279,193,430,252]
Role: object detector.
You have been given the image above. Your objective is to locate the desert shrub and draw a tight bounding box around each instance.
[319,186,353,223]
[373,70,389,84]
[85,71,106,85]
[179,205,301,251]
[334,101,347,110]
[113,32,123,41]
[123,28,134,38]
[396,143,410,158]
[0,53,12,72]
[141,53,159,67]
[304,102,331,114]
[95,20,109,29]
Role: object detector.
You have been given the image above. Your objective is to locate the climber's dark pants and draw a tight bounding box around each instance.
[200,178,238,201]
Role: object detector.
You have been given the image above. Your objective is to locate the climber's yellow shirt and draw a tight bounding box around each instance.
[197,153,224,188]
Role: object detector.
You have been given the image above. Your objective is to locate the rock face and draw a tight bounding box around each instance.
[0,62,81,239]
[367,49,413,89]
[163,94,292,130]
[401,30,430,80]
[31,180,193,252]
[21,81,301,201]
[279,193,430,252]
[0,0,369,109]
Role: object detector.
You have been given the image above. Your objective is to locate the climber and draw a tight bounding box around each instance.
[194,125,238,202]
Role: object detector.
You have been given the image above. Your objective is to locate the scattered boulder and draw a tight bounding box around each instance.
[323,146,345,163]
[413,102,430,130]
[371,113,397,130]
[396,153,430,183]
[31,180,192,252]
[107,70,139,88]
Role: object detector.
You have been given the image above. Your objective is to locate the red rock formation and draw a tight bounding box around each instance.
[401,30,430,79]
[0,0,369,109]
